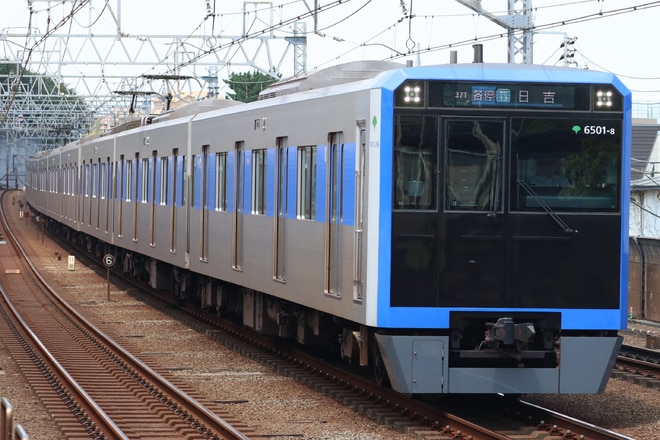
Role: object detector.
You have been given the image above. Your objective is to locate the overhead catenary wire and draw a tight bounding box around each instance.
[5,0,660,114]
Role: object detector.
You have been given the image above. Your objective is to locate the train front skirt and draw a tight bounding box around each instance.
[375,334,622,394]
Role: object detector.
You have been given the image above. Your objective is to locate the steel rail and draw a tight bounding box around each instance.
[0,192,253,440]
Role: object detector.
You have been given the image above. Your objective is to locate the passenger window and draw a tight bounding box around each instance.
[215,152,228,211]
[252,149,266,215]
[297,145,317,220]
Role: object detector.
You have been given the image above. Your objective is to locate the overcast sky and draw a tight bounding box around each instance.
[2,0,659,106]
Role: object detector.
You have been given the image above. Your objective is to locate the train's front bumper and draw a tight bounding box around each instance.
[375,334,622,394]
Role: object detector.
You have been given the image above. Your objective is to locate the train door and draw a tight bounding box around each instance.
[133,153,140,242]
[118,155,125,237]
[104,158,111,233]
[150,150,157,247]
[390,116,506,307]
[96,158,108,232]
[96,158,102,230]
[326,132,343,296]
[199,145,209,260]
[441,118,506,306]
[170,149,178,252]
[353,124,366,302]
[81,162,87,226]
[91,161,97,227]
[391,115,439,306]
[232,141,244,271]
[273,137,287,282]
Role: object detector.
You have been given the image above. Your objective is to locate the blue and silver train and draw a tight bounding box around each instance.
[25,59,630,394]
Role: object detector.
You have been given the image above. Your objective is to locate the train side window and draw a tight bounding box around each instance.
[297,145,317,220]
[141,157,149,203]
[100,162,106,200]
[160,157,168,205]
[393,115,437,210]
[192,153,199,209]
[181,155,187,206]
[125,159,133,202]
[215,152,228,211]
[92,162,98,199]
[252,149,266,215]
[107,159,113,200]
[84,163,90,197]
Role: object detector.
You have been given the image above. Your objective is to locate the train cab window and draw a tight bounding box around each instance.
[510,118,620,211]
[393,115,438,210]
[445,119,503,212]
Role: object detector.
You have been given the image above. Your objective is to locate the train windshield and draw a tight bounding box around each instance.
[510,117,621,212]
[392,116,622,213]
[390,79,625,310]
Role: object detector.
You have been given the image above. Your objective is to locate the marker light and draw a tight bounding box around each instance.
[403,85,422,103]
[397,81,425,106]
[595,89,613,108]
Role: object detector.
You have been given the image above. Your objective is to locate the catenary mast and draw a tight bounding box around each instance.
[454,0,534,64]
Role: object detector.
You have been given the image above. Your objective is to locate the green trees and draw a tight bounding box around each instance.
[223,70,279,102]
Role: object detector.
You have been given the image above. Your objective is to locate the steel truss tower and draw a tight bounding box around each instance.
[0,0,307,188]
[455,0,534,64]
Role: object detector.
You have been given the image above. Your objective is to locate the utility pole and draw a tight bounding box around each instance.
[454,0,534,64]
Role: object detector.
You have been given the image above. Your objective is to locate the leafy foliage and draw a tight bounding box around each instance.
[223,70,279,102]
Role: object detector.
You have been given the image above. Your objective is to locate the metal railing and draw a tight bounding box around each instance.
[1,399,29,440]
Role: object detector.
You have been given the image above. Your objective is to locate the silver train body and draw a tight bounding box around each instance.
[26,61,630,394]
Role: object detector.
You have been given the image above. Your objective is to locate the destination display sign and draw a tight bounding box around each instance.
[437,83,586,109]
[405,81,625,111]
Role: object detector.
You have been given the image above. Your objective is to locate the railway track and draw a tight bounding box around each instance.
[58,243,638,440]
[2,189,642,440]
[99,279,639,440]
[0,193,261,439]
[614,345,660,386]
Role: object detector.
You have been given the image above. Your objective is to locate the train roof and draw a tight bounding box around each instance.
[149,99,244,124]
[28,61,630,161]
[257,61,630,104]
[373,62,630,94]
[258,60,404,99]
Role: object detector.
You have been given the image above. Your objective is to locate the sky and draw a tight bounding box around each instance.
[2,0,660,113]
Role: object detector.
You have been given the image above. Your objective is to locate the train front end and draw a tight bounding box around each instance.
[372,63,629,394]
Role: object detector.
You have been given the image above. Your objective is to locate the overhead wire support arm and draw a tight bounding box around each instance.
[454,0,534,64]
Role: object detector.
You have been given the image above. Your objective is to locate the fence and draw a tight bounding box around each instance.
[0,399,28,440]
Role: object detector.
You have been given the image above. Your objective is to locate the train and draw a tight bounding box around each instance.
[25,58,631,395]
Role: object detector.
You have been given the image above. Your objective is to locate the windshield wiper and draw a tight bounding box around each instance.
[517,180,578,235]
